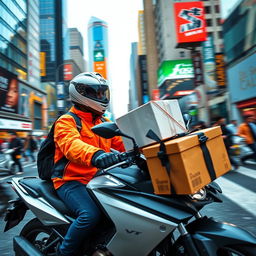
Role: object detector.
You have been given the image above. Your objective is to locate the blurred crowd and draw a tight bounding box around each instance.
[0,133,44,174]
[192,115,256,170]
[0,114,255,174]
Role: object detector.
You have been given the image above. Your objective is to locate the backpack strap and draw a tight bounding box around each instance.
[66,112,82,132]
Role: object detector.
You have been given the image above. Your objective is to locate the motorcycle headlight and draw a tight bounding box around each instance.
[189,188,206,201]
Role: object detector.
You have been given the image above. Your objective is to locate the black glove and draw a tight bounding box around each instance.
[92,151,120,169]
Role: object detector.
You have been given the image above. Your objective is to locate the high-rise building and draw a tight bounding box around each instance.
[142,0,158,99]
[28,0,40,87]
[87,17,108,79]
[39,0,69,83]
[129,42,139,111]
[68,27,86,73]
[223,1,256,121]
[87,17,114,118]
[0,0,48,136]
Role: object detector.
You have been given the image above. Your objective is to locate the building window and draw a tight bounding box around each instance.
[215,5,220,13]
[218,31,223,39]
[217,18,222,26]
[206,19,212,27]
[179,51,185,57]
[205,6,211,14]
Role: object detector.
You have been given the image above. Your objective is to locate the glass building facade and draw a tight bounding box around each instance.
[27,0,40,87]
[223,2,256,64]
[39,0,69,82]
[0,0,28,79]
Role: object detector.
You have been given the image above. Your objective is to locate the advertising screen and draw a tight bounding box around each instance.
[64,64,73,81]
[0,68,19,114]
[174,1,207,44]
[157,59,194,86]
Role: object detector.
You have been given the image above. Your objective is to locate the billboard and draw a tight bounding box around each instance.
[157,59,194,86]
[40,52,46,77]
[0,68,19,114]
[64,64,73,81]
[191,50,204,87]
[215,53,226,87]
[174,1,207,44]
[94,61,107,79]
[202,35,218,93]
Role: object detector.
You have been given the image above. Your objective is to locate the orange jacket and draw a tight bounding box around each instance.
[238,123,255,145]
[52,106,125,190]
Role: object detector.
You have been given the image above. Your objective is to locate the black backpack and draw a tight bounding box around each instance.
[37,112,82,181]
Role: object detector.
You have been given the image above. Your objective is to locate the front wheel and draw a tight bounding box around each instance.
[19,218,67,255]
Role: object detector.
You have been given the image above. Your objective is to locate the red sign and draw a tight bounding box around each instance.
[64,64,73,81]
[174,2,207,44]
[152,89,160,100]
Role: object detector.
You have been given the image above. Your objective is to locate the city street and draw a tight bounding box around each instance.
[0,160,255,255]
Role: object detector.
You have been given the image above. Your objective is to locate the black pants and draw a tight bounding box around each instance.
[241,143,256,162]
[11,154,23,172]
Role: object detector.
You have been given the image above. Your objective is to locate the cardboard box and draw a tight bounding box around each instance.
[142,126,231,195]
[116,100,186,150]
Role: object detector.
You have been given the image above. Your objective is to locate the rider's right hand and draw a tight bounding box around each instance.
[92,151,120,169]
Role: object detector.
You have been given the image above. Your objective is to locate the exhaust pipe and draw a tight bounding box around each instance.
[13,236,44,256]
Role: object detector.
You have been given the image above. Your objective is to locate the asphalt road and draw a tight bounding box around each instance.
[0,160,256,255]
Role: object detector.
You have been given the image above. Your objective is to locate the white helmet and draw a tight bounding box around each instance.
[69,72,110,115]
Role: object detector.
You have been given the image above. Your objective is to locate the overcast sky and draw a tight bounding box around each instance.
[67,0,240,118]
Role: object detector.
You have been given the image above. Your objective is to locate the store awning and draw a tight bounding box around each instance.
[236,98,256,109]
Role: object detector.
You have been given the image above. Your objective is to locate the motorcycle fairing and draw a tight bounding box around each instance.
[187,216,256,256]
[88,175,195,256]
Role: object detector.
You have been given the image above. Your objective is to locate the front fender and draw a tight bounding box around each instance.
[187,216,256,256]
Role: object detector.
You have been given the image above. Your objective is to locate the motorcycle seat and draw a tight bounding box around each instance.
[19,178,74,216]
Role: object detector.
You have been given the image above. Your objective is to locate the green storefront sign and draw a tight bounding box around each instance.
[94,50,104,62]
[157,59,194,86]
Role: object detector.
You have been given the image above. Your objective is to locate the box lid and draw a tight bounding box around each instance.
[142,126,222,158]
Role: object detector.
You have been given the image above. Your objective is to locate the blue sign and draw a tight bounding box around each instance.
[227,52,256,103]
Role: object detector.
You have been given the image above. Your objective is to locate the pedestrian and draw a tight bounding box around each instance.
[8,131,23,174]
[238,115,256,163]
[226,120,238,135]
[23,134,38,162]
[53,72,125,256]
[215,116,239,170]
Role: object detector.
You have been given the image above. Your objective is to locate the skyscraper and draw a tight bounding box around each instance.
[39,0,69,83]
[87,17,108,79]
[0,0,48,134]
[68,27,86,73]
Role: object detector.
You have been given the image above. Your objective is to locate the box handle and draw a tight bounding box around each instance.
[146,129,176,194]
[196,132,217,181]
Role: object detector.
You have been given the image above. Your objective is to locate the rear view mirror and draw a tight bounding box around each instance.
[91,122,138,150]
[91,122,121,139]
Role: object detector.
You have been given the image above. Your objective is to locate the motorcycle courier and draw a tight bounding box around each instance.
[4,119,256,256]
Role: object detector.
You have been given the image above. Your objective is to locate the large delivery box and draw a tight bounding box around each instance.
[116,100,186,150]
[142,126,231,195]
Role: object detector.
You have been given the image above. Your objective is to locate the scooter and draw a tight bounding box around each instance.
[229,135,254,164]
[0,148,16,175]
[4,122,256,256]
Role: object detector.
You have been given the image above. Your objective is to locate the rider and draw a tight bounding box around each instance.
[53,72,125,256]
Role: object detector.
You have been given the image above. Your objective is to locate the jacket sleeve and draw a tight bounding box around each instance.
[111,136,125,152]
[54,116,102,166]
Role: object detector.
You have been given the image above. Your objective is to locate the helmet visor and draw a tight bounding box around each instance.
[75,83,110,104]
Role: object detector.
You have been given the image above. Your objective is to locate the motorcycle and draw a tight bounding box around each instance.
[4,122,256,256]
[0,148,16,175]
